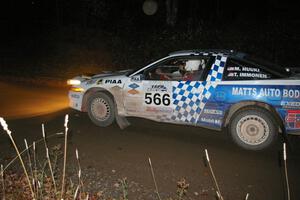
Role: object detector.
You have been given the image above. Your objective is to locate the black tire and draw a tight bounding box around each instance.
[229,107,277,150]
[87,92,115,127]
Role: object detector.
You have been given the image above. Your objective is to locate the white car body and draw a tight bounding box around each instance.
[68,50,300,150]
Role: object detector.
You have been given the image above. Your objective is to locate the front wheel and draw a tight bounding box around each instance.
[229,108,277,150]
[87,92,115,127]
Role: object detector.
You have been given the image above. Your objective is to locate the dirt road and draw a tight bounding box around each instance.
[0,81,300,199]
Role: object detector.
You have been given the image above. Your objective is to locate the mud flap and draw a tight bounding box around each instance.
[116,115,130,129]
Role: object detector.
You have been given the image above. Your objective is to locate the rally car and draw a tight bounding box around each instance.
[68,49,300,150]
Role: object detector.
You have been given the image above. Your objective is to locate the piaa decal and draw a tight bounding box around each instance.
[105,79,122,84]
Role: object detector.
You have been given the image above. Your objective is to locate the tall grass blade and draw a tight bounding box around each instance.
[24,139,34,184]
[75,148,85,195]
[61,114,69,199]
[3,132,63,172]
[148,158,162,200]
[283,143,290,200]
[245,193,249,200]
[33,141,39,198]
[204,149,223,200]
[73,185,79,200]
[0,117,35,199]
[1,164,5,200]
[42,124,57,195]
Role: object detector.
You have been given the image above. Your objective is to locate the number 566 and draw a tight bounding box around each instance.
[145,93,171,106]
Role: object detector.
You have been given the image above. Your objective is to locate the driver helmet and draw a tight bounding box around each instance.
[184,60,201,71]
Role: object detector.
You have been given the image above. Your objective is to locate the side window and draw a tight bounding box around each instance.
[144,57,209,81]
[223,59,277,80]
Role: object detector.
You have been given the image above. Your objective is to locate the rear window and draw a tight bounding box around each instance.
[223,59,279,80]
[243,54,290,77]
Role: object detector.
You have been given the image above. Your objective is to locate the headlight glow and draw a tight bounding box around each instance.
[70,87,84,92]
[67,79,81,85]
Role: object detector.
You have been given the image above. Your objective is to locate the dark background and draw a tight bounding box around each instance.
[0,0,299,78]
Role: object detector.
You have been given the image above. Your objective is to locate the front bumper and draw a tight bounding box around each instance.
[68,91,84,111]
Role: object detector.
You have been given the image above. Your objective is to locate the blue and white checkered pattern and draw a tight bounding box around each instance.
[206,55,226,82]
[171,55,227,124]
[156,114,173,122]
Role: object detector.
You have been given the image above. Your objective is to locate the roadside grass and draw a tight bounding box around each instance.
[0,116,89,200]
[0,116,290,200]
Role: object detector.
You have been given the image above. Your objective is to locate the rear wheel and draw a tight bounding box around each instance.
[229,108,277,150]
[87,92,115,127]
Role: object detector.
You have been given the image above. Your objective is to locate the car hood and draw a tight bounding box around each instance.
[72,69,133,82]
[92,69,133,79]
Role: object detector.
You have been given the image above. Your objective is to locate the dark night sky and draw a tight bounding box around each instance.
[1,0,299,27]
[0,0,299,75]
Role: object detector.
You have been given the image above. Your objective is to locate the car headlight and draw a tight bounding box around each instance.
[67,79,81,85]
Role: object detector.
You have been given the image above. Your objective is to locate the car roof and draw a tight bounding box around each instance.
[169,49,290,77]
[169,49,235,56]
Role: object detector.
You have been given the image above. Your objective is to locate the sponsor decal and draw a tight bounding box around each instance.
[226,66,268,79]
[71,94,80,98]
[227,72,268,79]
[86,79,96,85]
[129,83,140,89]
[128,83,140,95]
[200,117,221,125]
[215,91,226,101]
[126,108,138,113]
[105,79,122,84]
[96,79,103,85]
[239,73,267,79]
[146,106,172,113]
[227,66,261,72]
[285,110,300,129]
[283,89,300,98]
[203,109,223,115]
[111,85,122,90]
[128,90,139,95]
[281,101,300,108]
[227,66,241,71]
[131,75,141,81]
[232,87,300,98]
[147,85,168,92]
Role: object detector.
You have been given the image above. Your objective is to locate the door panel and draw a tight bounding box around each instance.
[123,79,173,121]
[170,55,227,127]
[122,54,226,128]
[123,79,144,116]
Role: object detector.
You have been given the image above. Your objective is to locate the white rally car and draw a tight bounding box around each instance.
[68,50,300,150]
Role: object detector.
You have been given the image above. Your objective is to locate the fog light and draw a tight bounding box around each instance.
[71,87,84,92]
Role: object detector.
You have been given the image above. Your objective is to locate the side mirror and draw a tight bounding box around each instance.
[131,74,143,82]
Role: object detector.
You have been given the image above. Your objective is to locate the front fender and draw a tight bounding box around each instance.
[81,87,124,115]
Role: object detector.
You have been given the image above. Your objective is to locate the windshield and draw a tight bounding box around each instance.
[127,55,167,76]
